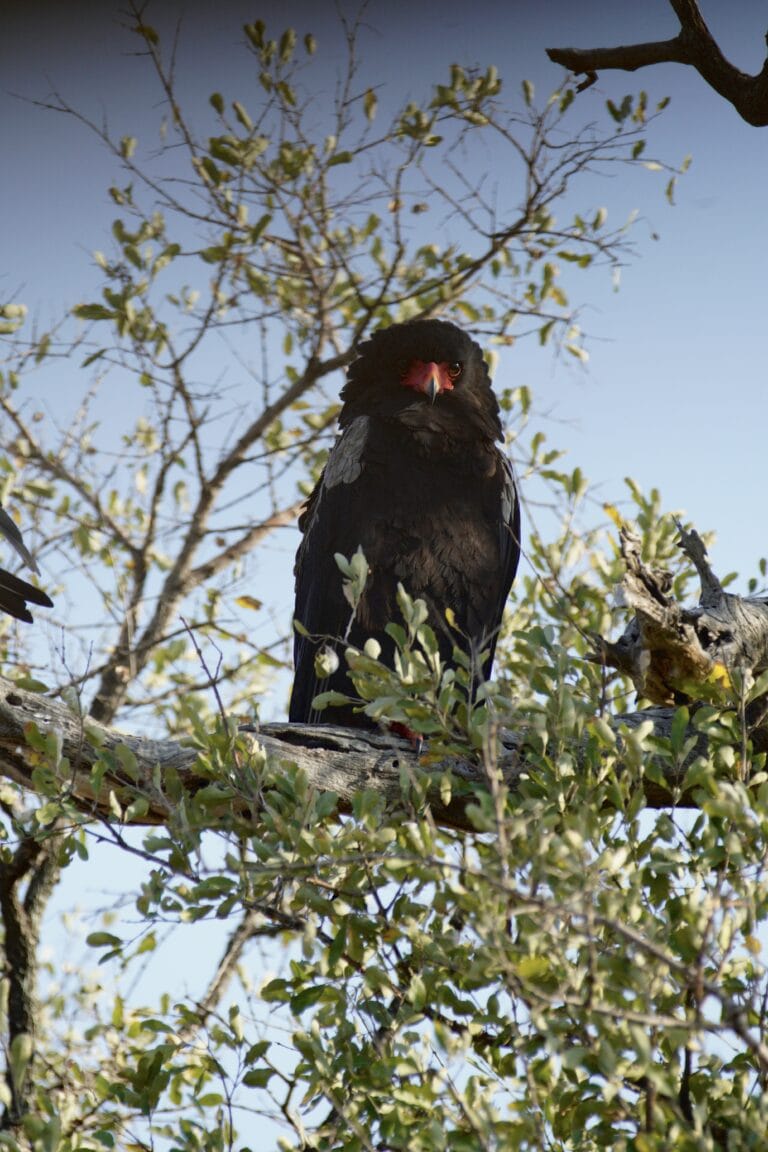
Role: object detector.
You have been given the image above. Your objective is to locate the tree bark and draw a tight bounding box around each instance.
[592,523,768,747]
[547,0,768,126]
[0,684,736,834]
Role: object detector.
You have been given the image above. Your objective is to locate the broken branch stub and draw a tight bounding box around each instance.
[594,524,768,741]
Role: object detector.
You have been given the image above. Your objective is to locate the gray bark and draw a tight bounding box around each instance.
[0,685,729,834]
[593,525,768,749]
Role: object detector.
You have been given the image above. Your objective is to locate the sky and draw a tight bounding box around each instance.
[3,0,768,596]
[3,0,768,1144]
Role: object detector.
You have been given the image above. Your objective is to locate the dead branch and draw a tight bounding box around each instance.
[592,523,768,744]
[547,0,768,127]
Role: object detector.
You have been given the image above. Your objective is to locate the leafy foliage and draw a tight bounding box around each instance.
[4,8,766,1152]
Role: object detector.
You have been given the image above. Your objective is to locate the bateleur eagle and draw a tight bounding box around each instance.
[0,505,53,623]
[289,318,520,725]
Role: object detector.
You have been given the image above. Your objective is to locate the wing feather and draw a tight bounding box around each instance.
[0,504,53,623]
[290,417,372,722]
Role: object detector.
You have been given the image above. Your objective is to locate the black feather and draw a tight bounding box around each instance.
[0,506,53,623]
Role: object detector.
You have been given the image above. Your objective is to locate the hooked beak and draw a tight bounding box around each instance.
[400,359,455,401]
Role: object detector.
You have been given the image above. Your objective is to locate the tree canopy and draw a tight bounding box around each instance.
[1,7,766,1151]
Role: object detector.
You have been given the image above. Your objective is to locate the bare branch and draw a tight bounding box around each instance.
[547,36,692,78]
[547,0,768,126]
[592,525,768,735]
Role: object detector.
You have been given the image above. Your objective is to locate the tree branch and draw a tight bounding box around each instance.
[0,829,61,1126]
[547,0,768,126]
[0,675,721,835]
[548,36,691,78]
[592,523,768,749]
[2,521,765,832]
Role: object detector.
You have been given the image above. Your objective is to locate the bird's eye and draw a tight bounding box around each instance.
[447,362,463,380]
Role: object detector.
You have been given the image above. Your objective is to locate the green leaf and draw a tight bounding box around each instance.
[310,690,354,711]
[86,932,123,949]
[328,150,354,167]
[328,921,347,969]
[670,705,690,754]
[232,100,253,130]
[73,303,115,321]
[9,1034,32,1095]
[243,1068,274,1088]
[279,28,296,63]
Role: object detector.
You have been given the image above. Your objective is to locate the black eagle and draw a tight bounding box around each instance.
[289,318,520,725]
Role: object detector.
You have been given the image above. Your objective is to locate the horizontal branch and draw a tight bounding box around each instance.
[547,0,768,126]
[1,523,766,831]
[547,37,690,77]
[0,677,697,834]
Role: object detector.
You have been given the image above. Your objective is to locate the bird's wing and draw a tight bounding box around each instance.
[500,453,521,592]
[290,416,372,722]
[481,450,521,672]
[0,569,53,623]
[0,505,53,622]
[0,505,39,574]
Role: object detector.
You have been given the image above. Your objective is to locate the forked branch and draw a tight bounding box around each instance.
[547,0,768,126]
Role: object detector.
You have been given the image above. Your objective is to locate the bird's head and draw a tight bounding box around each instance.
[340,318,502,441]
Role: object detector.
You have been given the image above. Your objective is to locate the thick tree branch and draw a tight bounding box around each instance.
[0,676,725,835]
[548,36,691,78]
[0,829,61,1126]
[547,0,768,126]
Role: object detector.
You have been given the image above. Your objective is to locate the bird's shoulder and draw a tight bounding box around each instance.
[298,416,369,532]
[323,415,371,489]
[499,452,519,526]
[0,504,39,573]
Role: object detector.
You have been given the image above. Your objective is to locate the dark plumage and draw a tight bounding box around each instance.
[0,505,53,623]
[289,318,520,725]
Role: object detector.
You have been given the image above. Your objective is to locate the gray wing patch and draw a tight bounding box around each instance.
[500,454,517,528]
[324,415,370,489]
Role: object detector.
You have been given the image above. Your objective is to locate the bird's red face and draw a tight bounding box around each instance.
[400,358,463,402]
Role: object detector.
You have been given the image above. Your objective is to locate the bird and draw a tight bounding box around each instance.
[289,317,520,726]
[0,505,53,623]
